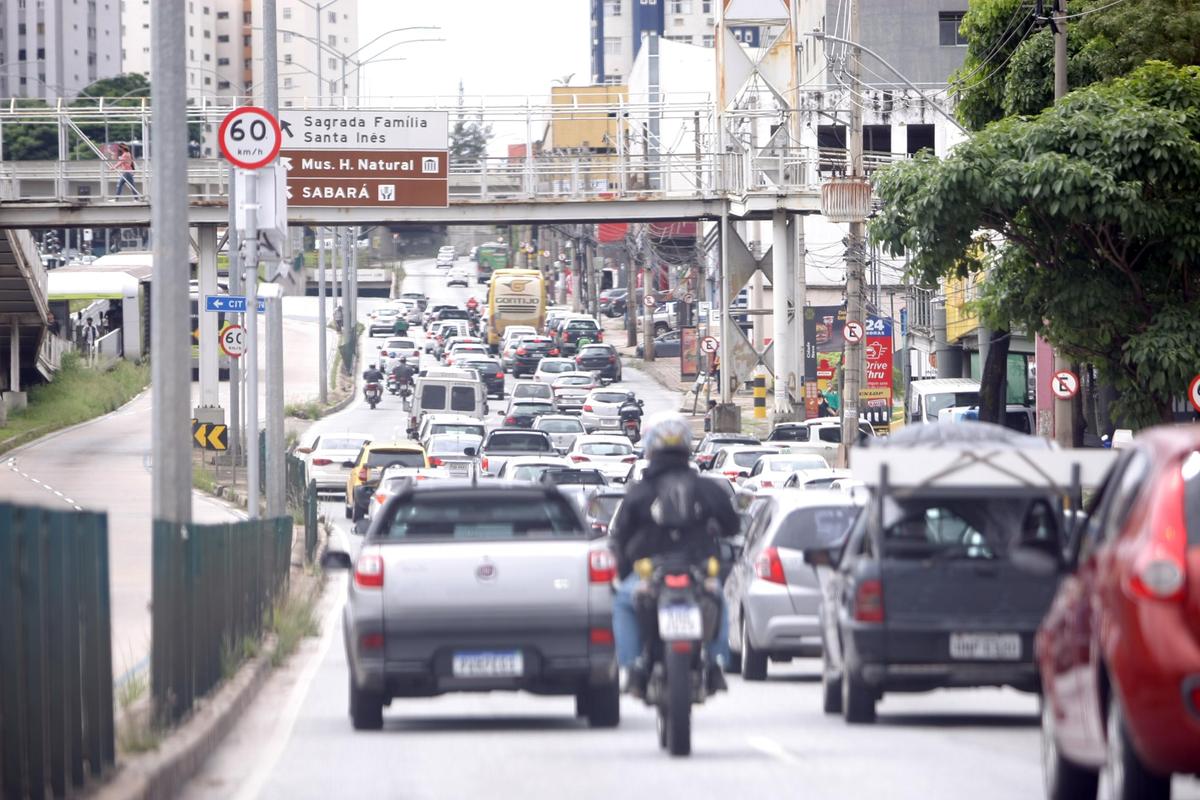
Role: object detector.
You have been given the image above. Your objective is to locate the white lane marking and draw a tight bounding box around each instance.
[30,477,41,485]
[230,579,344,800]
[748,735,803,765]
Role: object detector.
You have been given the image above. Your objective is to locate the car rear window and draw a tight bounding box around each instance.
[367,450,425,469]
[581,441,633,456]
[579,346,611,357]
[513,383,553,398]
[317,437,368,452]
[587,494,624,521]
[439,309,469,319]
[768,456,828,472]
[537,419,583,433]
[450,386,476,412]
[432,423,485,437]
[556,375,593,386]
[881,496,1061,560]
[592,392,627,404]
[428,438,480,455]
[420,384,446,408]
[769,426,809,442]
[486,432,551,452]
[540,361,573,373]
[732,451,772,467]
[774,506,858,551]
[466,360,501,373]
[387,339,415,349]
[542,469,606,485]
[567,320,599,331]
[702,437,758,453]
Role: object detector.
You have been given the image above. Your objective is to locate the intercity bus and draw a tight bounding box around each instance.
[486,268,545,351]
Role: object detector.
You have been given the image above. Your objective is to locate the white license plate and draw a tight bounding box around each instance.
[451,651,524,678]
[600,418,619,427]
[658,604,703,641]
[949,633,1021,661]
[445,461,471,477]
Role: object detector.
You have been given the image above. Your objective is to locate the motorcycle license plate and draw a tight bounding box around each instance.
[658,604,703,641]
[452,650,524,678]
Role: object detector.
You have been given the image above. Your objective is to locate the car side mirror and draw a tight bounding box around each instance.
[341,460,356,468]
[737,471,749,480]
[803,548,838,569]
[320,550,353,570]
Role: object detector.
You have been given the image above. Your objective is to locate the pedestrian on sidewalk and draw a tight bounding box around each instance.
[82,316,99,363]
[703,399,717,432]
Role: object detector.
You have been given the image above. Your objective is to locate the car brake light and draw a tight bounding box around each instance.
[854,579,885,623]
[429,456,443,466]
[505,416,516,425]
[582,404,593,412]
[495,372,504,379]
[357,467,369,482]
[549,348,560,356]
[481,457,489,471]
[571,455,590,463]
[589,549,616,583]
[311,458,332,466]
[516,347,527,355]
[761,480,774,488]
[754,547,786,584]
[360,632,384,651]
[354,554,384,589]
[608,355,616,364]
[1128,466,1189,601]
[664,573,691,588]
[589,628,614,645]
[622,456,637,463]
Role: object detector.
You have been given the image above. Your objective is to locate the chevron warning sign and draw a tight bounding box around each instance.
[191,419,228,451]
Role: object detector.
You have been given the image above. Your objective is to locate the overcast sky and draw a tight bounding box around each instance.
[358,0,591,148]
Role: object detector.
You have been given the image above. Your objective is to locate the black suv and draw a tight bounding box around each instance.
[574,343,622,383]
[511,336,560,378]
[462,357,506,399]
[559,318,603,354]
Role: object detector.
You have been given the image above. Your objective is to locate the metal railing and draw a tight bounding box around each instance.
[0,503,115,798]
[151,517,292,724]
[285,454,319,564]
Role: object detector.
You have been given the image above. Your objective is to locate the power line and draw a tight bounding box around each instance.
[1062,0,1132,18]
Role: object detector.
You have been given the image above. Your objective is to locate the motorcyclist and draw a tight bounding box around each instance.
[608,413,740,697]
[618,392,643,425]
[390,356,416,386]
[392,314,409,336]
[362,363,384,384]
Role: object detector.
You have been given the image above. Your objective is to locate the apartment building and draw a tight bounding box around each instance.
[0,0,122,99]
[591,0,720,85]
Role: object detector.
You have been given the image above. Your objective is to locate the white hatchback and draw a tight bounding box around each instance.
[578,389,631,433]
[567,435,638,482]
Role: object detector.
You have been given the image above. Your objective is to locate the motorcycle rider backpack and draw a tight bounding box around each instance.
[649,471,704,542]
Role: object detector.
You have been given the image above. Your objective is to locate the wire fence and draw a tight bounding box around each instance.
[0,503,114,799]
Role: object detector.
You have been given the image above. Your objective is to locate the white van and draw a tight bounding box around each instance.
[907,378,981,424]
[408,376,487,436]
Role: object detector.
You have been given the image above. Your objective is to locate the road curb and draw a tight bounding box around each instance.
[92,637,279,800]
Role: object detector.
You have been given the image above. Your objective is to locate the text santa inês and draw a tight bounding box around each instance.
[300,157,433,172]
[299,114,429,145]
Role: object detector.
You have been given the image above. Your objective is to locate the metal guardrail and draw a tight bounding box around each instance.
[0,503,115,799]
[151,517,292,724]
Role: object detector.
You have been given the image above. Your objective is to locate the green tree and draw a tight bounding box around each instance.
[954,0,1200,131]
[872,63,1200,427]
[449,80,492,164]
[3,98,57,160]
[70,74,152,159]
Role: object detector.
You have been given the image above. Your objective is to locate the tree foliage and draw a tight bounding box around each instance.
[449,81,492,164]
[953,0,1200,131]
[872,63,1200,426]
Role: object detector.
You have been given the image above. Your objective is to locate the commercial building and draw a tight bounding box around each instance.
[0,0,123,99]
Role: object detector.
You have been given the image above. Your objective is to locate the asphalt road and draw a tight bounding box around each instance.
[175,257,1200,800]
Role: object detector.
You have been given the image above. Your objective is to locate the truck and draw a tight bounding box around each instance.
[340,480,619,730]
[486,268,546,351]
[475,242,511,285]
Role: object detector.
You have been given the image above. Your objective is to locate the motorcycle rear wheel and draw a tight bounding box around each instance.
[665,648,692,756]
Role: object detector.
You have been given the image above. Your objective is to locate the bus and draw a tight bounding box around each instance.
[475,242,511,285]
[486,268,546,350]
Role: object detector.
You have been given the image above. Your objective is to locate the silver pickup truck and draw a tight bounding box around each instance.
[342,480,620,730]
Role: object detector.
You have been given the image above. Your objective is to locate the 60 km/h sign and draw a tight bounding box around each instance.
[219,324,246,358]
[218,106,281,170]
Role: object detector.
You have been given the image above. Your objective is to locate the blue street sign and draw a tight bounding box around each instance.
[205,295,266,313]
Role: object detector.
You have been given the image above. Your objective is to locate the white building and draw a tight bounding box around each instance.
[592,0,716,85]
[0,0,122,99]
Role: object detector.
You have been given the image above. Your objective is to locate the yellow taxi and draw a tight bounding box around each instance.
[344,440,428,520]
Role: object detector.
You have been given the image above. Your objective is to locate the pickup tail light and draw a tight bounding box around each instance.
[429,456,443,466]
[355,553,384,589]
[481,457,489,472]
[1129,465,1188,601]
[357,467,369,482]
[575,356,583,364]
[854,579,885,623]
[311,458,332,466]
[588,549,616,583]
[754,547,786,584]
[571,455,590,463]
[596,332,603,341]
[761,480,774,488]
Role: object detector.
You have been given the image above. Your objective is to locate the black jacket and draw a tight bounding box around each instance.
[362,369,384,383]
[609,451,740,579]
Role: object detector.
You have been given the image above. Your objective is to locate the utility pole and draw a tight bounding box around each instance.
[227,165,241,482]
[1050,0,1075,448]
[151,0,191,524]
[840,0,866,456]
[625,256,637,348]
[317,227,328,403]
[263,0,285,518]
[244,169,261,518]
[642,230,655,362]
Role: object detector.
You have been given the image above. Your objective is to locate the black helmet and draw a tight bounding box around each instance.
[399,357,407,364]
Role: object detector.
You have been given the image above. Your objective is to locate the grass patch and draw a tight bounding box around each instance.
[192,461,217,494]
[0,352,149,454]
[220,634,261,682]
[115,668,163,754]
[270,586,320,668]
[284,400,324,420]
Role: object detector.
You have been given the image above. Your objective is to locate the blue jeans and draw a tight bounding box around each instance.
[613,572,730,669]
[116,172,136,197]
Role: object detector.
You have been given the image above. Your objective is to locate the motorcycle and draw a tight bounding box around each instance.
[364,382,382,410]
[386,375,401,396]
[619,400,644,443]
[632,554,723,757]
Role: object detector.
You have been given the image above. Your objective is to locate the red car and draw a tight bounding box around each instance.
[1037,425,1200,800]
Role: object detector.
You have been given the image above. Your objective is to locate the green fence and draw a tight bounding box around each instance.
[286,454,319,564]
[0,503,115,799]
[151,517,292,724]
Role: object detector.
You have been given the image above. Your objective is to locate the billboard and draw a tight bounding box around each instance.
[804,305,894,428]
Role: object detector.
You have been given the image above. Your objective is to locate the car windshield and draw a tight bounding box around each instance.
[537,419,583,433]
[592,392,627,404]
[382,498,575,543]
[366,450,425,470]
[881,496,1061,560]
[774,506,858,550]
[732,451,773,467]
[486,433,550,452]
[540,362,573,373]
[432,423,484,437]
[767,456,828,473]
[580,441,632,456]
[926,391,982,419]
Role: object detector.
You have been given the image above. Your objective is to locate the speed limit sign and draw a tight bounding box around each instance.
[218,106,281,170]
[219,324,246,358]
[643,295,657,308]
[1189,374,1200,413]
